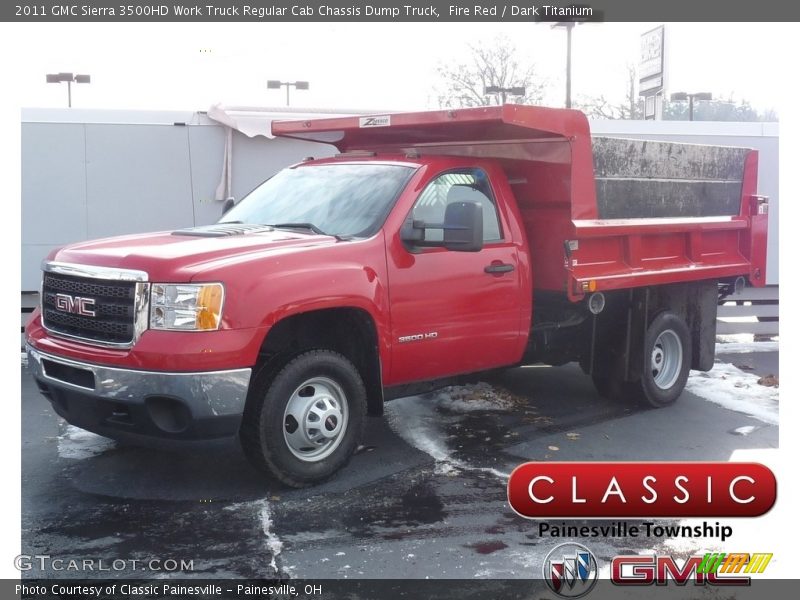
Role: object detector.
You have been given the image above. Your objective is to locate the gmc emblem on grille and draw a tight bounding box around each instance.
[54,293,96,317]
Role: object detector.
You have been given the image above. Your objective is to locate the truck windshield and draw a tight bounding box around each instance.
[221,163,415,239]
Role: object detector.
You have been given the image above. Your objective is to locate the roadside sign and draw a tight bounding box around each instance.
[639,25,665,96]
[640,25,665,119]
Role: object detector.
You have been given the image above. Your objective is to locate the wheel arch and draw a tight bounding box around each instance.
[643,280,717,373]
[254,306,384,416]
[590,280,717,384]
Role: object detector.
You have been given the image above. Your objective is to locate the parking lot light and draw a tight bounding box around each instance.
[45,72,91,108]
[268,80,310,106]
[669,91,713,121]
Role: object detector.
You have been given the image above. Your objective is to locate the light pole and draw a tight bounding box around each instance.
[46,72,91,108]
[545,5,603,109]
[267,80,310,106]
[484,85,526,105]
[551,22,575,108]
[670,92,712,121]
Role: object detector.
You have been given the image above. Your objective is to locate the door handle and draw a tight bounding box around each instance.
[484,263,515,274]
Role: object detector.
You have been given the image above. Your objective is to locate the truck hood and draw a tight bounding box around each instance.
[50,224,340,282]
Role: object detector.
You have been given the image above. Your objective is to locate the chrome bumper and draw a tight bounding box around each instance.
[26,345,252,421]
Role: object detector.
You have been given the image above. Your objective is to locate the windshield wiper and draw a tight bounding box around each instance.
[269,223,351,241]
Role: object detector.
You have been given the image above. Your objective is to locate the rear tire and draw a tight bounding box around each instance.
[240,350,366,487]
[634,312,692,407]
[591,311,691,407]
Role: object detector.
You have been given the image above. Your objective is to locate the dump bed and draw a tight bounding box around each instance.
[273,105,767,301]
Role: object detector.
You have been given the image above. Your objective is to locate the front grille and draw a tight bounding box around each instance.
[42,273,137,345]
[43,275,134,298]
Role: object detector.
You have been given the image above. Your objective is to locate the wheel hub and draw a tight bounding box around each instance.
[283,377,348,462]
[304,394,343,441]
[650,329,683,390]
[652,348,664,369]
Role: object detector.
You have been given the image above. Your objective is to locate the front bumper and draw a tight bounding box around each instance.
[26,345,252,442]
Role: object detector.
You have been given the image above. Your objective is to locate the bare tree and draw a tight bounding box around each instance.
[436,35,546,108]
[577,64,643,120]
[663,94,778,122]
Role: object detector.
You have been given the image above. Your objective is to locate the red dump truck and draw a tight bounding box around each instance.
[25,105,768,486]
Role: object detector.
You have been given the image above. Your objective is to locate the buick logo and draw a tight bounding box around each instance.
[543,542,598,598]
[55,293,96,317]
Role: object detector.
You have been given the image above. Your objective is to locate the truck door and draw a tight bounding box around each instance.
[387,168,524,384]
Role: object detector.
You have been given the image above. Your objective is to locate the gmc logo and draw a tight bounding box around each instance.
[611,555,752,586]
[55,293,96,317]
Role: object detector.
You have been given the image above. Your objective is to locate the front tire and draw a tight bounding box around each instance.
[240,350,366,487]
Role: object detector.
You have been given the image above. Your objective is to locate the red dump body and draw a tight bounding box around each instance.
[273,104,768,301]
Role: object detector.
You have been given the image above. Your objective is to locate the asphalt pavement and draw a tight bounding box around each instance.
[20,350,778,580]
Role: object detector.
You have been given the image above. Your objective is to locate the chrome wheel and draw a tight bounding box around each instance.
[651,329,683,390]
[283,377,348,462]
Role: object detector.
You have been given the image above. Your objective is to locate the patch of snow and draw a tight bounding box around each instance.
[21,352,28,366]
[224,500,284,573]
[434,462,459,476]
[57,425,116,459]
[385,392,510,480]
[686,362,778,425]
[472,569,495,578]
[732,425,757,436]
[385,395,452,463]
[473,466,512,479]
[432,382,516,412]
[715,341,778,354]
[257,500,284,572]
[717,333,778,343]
[69,536,123,550]
[716,333,755,344]
[282,529,341,543]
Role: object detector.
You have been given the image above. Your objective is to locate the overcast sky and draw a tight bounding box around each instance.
[7,22,791,114]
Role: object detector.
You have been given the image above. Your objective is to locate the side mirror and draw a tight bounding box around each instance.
[443,201,483,252]
[400,201,483,253]
[221,197,235,216]
[400,219,426,243]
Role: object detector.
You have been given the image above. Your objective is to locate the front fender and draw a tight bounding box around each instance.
[196,234,392,367]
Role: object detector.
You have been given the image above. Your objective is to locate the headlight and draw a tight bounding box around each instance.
[150,283,224,331]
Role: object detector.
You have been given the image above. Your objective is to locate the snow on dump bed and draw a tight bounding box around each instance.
[686,362,778,425]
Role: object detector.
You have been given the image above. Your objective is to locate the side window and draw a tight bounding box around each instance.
[412,169,502,243]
